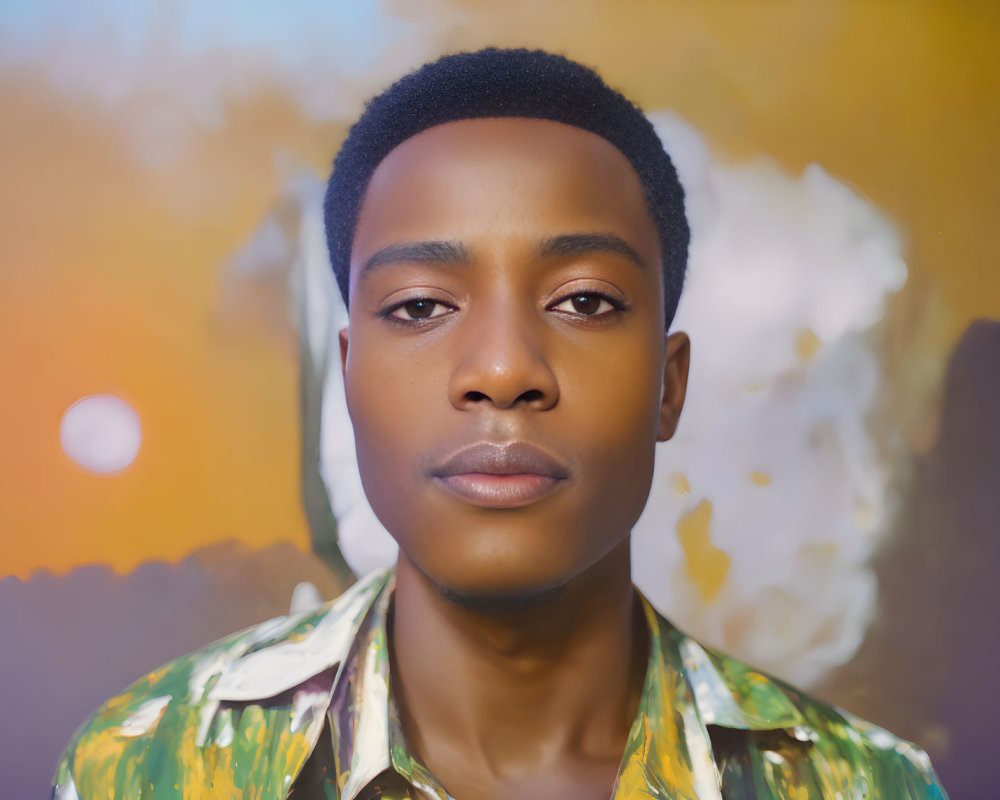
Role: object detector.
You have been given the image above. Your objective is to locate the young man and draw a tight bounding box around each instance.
[53,49,947,799]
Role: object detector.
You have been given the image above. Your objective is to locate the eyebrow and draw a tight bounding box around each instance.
[358,232,646,281]
[538,233,647,271]
[360,240,470,280]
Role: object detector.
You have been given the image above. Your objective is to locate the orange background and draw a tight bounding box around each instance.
[2,4,999,796]
[2,1,997,579]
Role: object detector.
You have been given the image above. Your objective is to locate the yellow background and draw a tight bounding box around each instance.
[2,0,997,578]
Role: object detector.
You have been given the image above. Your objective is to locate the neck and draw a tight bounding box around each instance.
[390,541,648,785]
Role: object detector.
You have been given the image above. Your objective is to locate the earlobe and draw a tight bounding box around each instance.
[657,331,690,442]
[339,327,350,378]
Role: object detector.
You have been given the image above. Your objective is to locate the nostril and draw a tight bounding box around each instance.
[461,388,548,406]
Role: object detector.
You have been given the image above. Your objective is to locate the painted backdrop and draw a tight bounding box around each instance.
[1,3,997,798]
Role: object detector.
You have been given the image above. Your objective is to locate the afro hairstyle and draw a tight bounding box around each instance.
[324,47,689,329]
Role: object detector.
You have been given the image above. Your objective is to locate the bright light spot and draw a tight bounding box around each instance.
[60,394,142,474]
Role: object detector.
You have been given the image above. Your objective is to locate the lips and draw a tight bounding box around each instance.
[432,441,568,508]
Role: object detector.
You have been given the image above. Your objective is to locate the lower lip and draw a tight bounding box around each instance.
[436,473,563,508]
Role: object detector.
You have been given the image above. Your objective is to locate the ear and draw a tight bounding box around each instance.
[339,327,350,378]
[657,331,690,442]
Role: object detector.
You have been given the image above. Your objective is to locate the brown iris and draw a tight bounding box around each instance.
[570,294,602,314]
[404,299,436,318]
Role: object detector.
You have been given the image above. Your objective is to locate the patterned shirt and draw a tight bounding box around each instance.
[53,569,947,799]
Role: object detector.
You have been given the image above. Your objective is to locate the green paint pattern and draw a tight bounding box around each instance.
[54,571,947,799]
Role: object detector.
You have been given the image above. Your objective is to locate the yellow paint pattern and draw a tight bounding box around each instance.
[676,500,731,604]
[795,328,822,361]
[853,502,878,531]
[670,473,691,497]
[750,471,773,486]
[616,660,697,798]
[72,725,142,799]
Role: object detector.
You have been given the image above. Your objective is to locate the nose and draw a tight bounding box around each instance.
[448,300,560,412]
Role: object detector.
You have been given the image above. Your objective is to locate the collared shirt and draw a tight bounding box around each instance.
[53,569,947,799]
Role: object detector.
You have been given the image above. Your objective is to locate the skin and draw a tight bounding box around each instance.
[341,117,690,800]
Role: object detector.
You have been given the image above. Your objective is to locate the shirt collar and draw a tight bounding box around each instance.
[210,570,811,800]
[326,572,452,800]
[645,597,807,733]
[611,595,809,798]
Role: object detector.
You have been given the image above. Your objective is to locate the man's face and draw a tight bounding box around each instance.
[343,117,688,600]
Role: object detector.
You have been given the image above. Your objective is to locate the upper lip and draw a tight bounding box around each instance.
[432,441,569,478]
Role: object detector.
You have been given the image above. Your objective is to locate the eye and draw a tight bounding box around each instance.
[388,298,453,321]
[549,292,621,317]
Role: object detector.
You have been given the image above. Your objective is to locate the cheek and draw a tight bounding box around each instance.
[346,330,443,436]
[343,332,455,536]
[563,334,664,510]
[567,332,664,447]
[345,343,417,493]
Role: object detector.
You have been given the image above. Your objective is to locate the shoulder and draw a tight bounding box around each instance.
[52,570,389,800]
[699,641,949,799]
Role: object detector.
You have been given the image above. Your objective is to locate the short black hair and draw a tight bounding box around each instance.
[324,47,689,329]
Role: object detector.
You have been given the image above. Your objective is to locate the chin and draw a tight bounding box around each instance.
[383,496,637,610]
[406,534,594,613]
[435,580,566,615]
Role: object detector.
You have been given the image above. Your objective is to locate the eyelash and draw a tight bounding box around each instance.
[547,290,627,318]
[380,290,627,325]
[381,297,458,325]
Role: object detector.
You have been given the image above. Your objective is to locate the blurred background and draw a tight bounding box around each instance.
[1,2,997,797]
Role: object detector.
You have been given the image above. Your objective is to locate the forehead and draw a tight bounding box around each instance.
[352,117,659,265]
